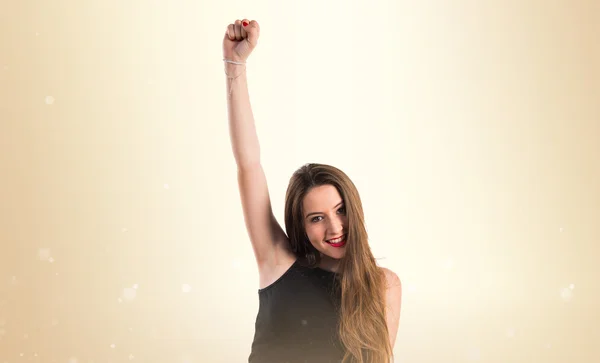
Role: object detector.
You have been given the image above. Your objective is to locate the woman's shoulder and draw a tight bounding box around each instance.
[257,241,297,290]
[379,266,401,289]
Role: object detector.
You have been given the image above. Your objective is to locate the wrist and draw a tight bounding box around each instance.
[224,62,247,79]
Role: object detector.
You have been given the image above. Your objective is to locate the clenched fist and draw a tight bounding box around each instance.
[223,19,260,63]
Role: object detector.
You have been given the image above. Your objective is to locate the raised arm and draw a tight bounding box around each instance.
[223,19,288,267]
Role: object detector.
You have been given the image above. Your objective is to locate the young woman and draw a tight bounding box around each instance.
[223,19,402,363]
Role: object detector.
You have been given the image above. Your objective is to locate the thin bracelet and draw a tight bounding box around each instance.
[223,59,246,65]
[224,59,247,99]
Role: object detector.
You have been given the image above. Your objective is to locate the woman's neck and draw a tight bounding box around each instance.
[318,254,340,273]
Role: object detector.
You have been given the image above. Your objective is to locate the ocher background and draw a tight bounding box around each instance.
[1,0,599,362]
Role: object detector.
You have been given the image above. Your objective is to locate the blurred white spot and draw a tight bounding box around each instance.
[506,328,515,338]
[10,276,17,285]
[232,257,243,270]
[48,257,55,263]
[56,272,59,276]
[122,288,136,302]
[110,344,116,348]
[45,96,55,105]
[163,183,169,189]
[122,227,128,233]
[2,65,7,70]
[182,284,192,293]
[38,248,51,261]
[301,319,307,325]
[560,287,573,302]
[128,327,133,332]
[117,298,123,303]
[559,227,564,232]
[23,333,28,339]
[545,343,552,349]
[443,257,454,270]
[20,353,24,357]
[569,283,575,290]
[68,357,78,363]
[132,284,139,289]
[34,353,38,357]
[0,328,5,336]
[129,353,134,360]
[35,32,39,36]
[466,347,480,361]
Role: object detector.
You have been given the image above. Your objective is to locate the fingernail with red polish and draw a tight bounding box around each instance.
[243,22,248,27]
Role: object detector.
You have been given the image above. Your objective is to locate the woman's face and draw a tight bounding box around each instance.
[302,184,348,260]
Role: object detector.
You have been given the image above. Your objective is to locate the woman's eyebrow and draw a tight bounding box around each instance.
[305,201,344,219]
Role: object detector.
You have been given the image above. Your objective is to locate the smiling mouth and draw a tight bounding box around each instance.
[326,234,346,242]
[325,234,347,247]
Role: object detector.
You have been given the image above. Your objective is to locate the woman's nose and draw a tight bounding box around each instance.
[328,220,344,234]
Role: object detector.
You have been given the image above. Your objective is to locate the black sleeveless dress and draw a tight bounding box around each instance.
[248,259,346,363]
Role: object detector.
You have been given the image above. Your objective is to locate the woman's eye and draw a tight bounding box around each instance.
[311,207,345,223]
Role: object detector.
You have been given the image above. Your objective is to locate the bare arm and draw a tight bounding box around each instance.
[382,268,402,351]
[226,63,259,167]
[224,19,287,267]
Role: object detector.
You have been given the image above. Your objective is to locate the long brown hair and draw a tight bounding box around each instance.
[283,163,392,363]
